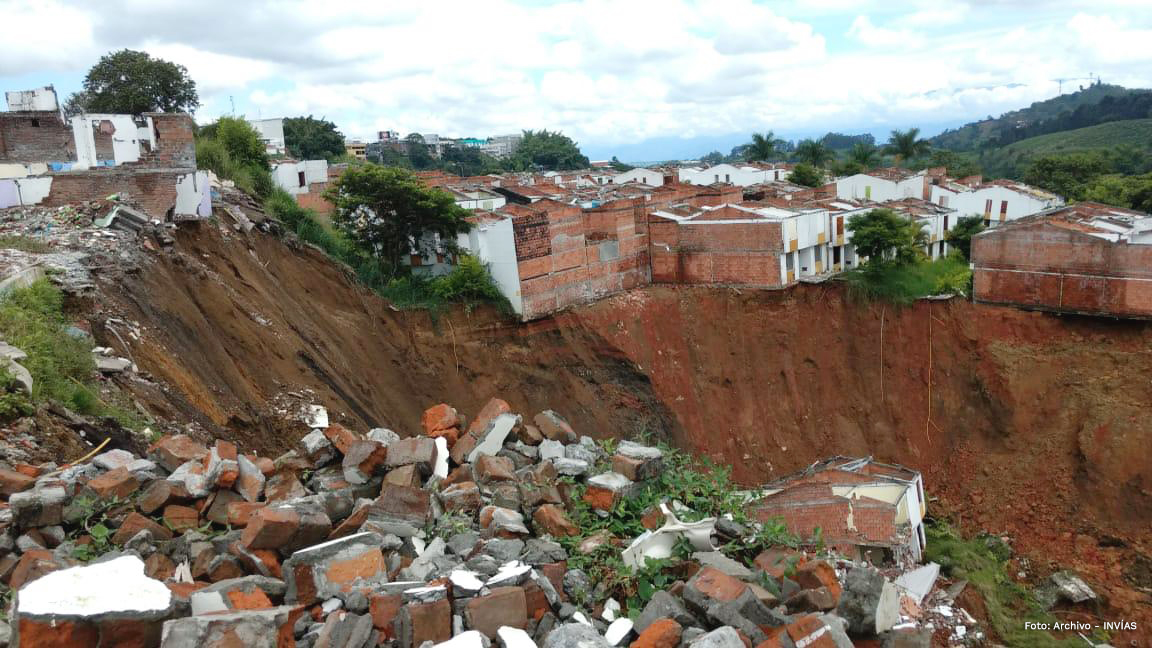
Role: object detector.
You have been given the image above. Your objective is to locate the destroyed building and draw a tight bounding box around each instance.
[751,456,927,566]
[0,86,210,220]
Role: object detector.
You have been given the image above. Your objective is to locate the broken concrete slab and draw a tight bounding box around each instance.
[283,531,388,605]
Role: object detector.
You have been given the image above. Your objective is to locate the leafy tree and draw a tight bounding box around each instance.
[945,216,986,260]
[203,117,269,170]
[793,139,834,167]
[788,163,824,187]
[405,133,436,170]
[819,132,876,151]
[847,208,927,266]
[509,130,590,171]
[700,150,726,165]
[608,156,634,172]
[885,128,931,166]
[441,145,502,176]
[1084,173,1152,211]
[745,131,782,162]
[68,49,199,115]
[324,166,471,278]
[919,149,981,178]
[847,141,881,170]
[1023,152,1110,201]
[283,116,345,160]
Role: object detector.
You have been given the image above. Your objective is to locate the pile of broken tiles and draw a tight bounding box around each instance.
[0,397,944,647]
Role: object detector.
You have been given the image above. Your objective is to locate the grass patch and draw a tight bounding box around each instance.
[555,441,804,615]
[840,256,972,305]
[925,522,1106,647]
[0,235,52,254]
[0,280,146,428]
[264,188,510,314]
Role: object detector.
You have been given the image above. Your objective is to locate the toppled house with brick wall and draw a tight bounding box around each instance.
[0,86,210,220]
[750,456,927,566]
[972,202,1152,319]
[457,197,650,319]
[650,202,857,287]
[272,159,331,214]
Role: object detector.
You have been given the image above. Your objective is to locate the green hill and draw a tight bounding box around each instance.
[974,118,1152,177]
[930,83,1149,152]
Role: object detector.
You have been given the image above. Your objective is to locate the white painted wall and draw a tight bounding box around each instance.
[612,168,664,187]
[941,184,1062,222]
[0,177,53,208]
[5,87,58,111]
[679,164,771,187]
[457,217,523,315]
[453,191,506,211]
[71,115,148,169]
[174,171,212,218]
[272,160,329,195]
[249,118,286,155]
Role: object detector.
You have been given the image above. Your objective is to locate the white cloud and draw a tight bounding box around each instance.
[0,0,1150,155]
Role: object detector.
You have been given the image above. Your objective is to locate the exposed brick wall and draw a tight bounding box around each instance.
[296,182,333,215]
[973,222,1152,318]
[41,169,184,219]
[512,210,552,262]
[650,220,784,288]
[0,112,73,164]
[140,113,196,169]
[751,484,901,547]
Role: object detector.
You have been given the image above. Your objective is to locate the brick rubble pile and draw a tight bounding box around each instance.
[0,398,965,647]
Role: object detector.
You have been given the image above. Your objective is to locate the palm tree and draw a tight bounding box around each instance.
[885,128,931,166]
[745,131,781,162]
[848,141,881,169]
[793,139,834,168]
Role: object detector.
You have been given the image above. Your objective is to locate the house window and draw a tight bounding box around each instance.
[30,118,40,127]
[714,174,719,183]
[725,174,730,183]
[833,246,841,264]
[999,200,1008,221]
[410,254,423,267]
[944,215,950,231]
[864,186,872,200]
[297,171,306,188]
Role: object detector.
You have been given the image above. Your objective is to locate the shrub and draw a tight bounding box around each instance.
[430,255,503,302]
[841,256,972,304]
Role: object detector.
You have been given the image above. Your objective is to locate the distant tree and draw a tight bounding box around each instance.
[405,133,435,170]
[788,163,824,187]
[830,159,865,177]
[1023,152,1110,200]
[324,166,472,278]
[1084,173,1152,211]
[509,130,590,171]
[283,116,345,160]
[920,149,981,178]
[793,139,835,167]
[441,145,502,176]
[847,208,927,266]
[69,49,199,115]
[885,128,931,166]
[847,141,882,170]
[701,150,726,165]
[745,131,783,162]
[945,216,986,261]
[819,132,876,151]
[609,156,634,172]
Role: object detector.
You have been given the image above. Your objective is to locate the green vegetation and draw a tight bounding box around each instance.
[847,208,928,266]
[745,131,783,162]
[0,281,144,427]
[68,495,125,562]
[793,139,835,168]
[508,129,590,171]
[265,186,507,313]
[196,117,275,198]
[787,163,824,188]
[977,119,1152,179]
[841,256,972,304]
[325,165,472,279]
[885,127,932,167]
[0,235,51,254]
[65,49,199,116]
[283,115,346,160]
[945,216,986,261]
[925,522,1105,647]
[557,441,806,615]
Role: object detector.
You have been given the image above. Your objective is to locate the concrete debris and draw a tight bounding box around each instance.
[0,398,965,647]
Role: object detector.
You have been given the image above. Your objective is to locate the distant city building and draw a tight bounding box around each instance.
[345,139,367,161]
[248,118,286,156]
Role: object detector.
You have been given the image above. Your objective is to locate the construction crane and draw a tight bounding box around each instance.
[1051,74,1096,95]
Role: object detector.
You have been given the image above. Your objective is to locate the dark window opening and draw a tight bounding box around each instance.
[30,118,40,127]
[297,171,306,188]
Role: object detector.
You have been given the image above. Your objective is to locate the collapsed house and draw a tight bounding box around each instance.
[972,202,1152,319]
[0,86,210,220]
[750,456,927,566]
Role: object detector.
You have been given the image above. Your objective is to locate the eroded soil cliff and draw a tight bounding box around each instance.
[91,219,1152,635]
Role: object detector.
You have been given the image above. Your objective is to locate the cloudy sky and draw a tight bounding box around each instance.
[3,0,1151,160]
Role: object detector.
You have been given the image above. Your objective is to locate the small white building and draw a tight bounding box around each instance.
[272,160,328,195]
[835,170,926,202]
[678,163,790,187]
[929,180,1063,224]
[611,167,664,187]
[446,187,506,211]
[5,86,58,111]
[248,118,286,156]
